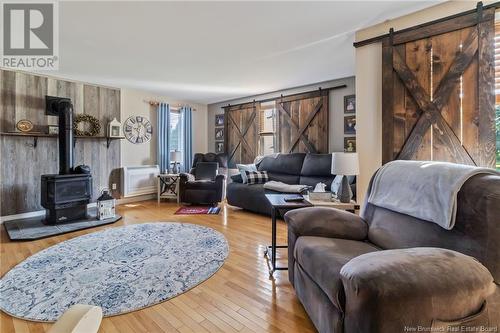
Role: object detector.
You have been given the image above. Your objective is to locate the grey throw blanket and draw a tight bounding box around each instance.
[263,181,309,194]
[364,160,498,230]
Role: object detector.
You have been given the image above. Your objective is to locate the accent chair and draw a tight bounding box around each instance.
[178,153,227,205]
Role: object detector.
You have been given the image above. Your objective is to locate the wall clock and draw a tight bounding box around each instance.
[123,116,152,144]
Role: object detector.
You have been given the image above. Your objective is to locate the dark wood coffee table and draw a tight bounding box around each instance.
[264,193,313,276]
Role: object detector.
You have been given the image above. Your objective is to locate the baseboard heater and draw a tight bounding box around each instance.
[121,165,159,197]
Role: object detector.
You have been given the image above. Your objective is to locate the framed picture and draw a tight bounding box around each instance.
[344,115,356,135]
[344,137,356,153]
[48,125,59,135]
[215,141,224,153]
[344,95,356,113]
[215,127,224,140]
[215,114,225,126]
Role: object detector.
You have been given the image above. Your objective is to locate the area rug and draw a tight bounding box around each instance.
[174,206,221,215]
[0,223,228,322]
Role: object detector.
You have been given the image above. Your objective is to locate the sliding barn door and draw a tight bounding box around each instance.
[226,104,259,167]
[382,6,496,167]
[277,90,329,154]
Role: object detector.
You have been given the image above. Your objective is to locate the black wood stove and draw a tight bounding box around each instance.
[41,96,92,224]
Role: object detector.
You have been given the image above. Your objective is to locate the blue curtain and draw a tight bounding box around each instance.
[181,106,193,172]
[157,103,170,173]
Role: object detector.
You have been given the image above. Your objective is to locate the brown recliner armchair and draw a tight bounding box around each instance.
[285,173,500,333]
[178,153,227,205]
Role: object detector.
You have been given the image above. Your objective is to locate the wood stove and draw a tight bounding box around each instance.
[41,96,92,224]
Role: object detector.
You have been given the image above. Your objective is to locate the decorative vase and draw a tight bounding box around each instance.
[172,163,179,174]
[337,175,353,203]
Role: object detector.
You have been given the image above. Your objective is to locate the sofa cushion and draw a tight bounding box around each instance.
[193,153,228,176]
[300,154,332,176]
[194,162,218,180]
[230,173,243,183]
[294,237,379,311]
[267,172,300,184]
[258,153,305,175]
[226,182,273,215]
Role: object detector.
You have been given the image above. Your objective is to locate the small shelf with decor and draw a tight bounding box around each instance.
[0,132,125,149]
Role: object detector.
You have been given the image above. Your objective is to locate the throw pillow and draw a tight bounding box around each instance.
[230,174,243,183]
[184,173,195,182]
[245,171,269,184]
[236,163,257,183]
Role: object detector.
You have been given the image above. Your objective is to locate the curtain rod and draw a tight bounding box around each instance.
[144,100,197,111]
[221,85,346,109]
[353,1,500,48]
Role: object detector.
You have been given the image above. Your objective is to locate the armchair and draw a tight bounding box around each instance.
[284,173,500,333]
[178,153,227,205]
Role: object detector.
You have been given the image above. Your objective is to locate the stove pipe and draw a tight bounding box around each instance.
[46,96,74,174]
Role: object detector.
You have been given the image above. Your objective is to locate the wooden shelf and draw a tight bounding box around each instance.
[0,132,124,148]
[0,132,55,138]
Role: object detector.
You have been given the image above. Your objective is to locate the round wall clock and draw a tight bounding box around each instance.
[123,116,152,144]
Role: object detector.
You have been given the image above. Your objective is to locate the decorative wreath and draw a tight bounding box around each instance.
[73,114,101,136]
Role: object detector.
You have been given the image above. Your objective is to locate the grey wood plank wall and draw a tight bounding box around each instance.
[0,69,121,216]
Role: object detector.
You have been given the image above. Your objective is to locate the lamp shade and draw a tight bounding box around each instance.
[331,152,359,175]
[170,150,182,161]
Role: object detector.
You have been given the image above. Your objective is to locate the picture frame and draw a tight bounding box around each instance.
[215,114,225,127]
[344,95,356,113]
[344,137,356,153]
[48,125,59,135]
[215,127,224,140]
[344,115,356,135]
[215,141,224,153]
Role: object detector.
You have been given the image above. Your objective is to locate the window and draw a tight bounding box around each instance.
[496,17,500,169]
[259,101,276,155]
[169,110,182,162]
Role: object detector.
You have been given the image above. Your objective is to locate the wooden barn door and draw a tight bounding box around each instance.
[382,5,496,167]
[225,103,259,167]
[277,90,329,154]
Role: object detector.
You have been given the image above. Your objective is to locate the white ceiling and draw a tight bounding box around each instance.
[47,1,439,104]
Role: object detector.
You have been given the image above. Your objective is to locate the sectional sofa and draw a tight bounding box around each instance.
[226,153,355,215]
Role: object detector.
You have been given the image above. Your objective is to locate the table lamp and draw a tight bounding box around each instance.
[331,152,359,203]
[170,150,182,173]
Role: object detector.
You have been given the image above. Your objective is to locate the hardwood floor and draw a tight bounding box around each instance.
[0,201,316,333]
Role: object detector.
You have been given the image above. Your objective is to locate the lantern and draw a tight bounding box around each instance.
[97,188,115,220]
[107,118,122,138]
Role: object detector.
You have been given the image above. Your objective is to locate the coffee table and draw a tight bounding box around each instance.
[264,193,312,276]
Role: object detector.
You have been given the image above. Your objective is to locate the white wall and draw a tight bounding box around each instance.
[355,44,382,205]
[120,88,208,167]
[207,77,355,154]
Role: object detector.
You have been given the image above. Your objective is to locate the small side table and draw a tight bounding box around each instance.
[157,174,180,203]
[264,193,313,276]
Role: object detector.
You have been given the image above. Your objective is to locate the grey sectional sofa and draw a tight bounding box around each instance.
[226,153,355,215]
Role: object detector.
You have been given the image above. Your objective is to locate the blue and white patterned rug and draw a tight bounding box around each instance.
[0,223,228,322]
